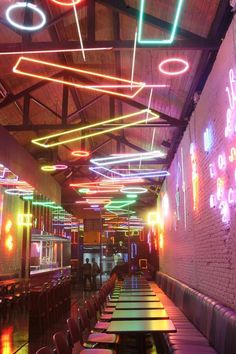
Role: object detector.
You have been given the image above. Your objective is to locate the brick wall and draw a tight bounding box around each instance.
[158,19,236,310]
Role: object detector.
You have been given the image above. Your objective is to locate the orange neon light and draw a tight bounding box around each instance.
[50,0,82,6]
[5,219,13,252]
[13,57,145,99]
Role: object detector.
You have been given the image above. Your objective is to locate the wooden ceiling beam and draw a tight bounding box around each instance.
[0,39,218,52]
[96,0,213,44]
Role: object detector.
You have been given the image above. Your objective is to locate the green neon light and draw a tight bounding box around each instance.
[23,195,34,200]
[126,194,138,198]
[105,199,136,210]
[79,188,90,194]
[32,201,63,209]
[138,0,184,45]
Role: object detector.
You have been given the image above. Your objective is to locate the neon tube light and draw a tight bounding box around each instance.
[70,178,144,188]
[181,147,187,230]
[147,211,159,226]
[13,57,146,99]
[41,165,56,172]
[190,143,198,211]
[31,109,159,148]
[120,187,147,194]
[50,0,82,6]
[229,147,236,162]
[105,200,136,210]
[17,214,32,227]
[73,0,86,62]
[159,58,189,76]
[0,47,113,56]
[5,189,33,196]
[89,166,170,180]
[138,0,184,44]
[72,150,90,157]
[203,127,212,152]
[90,150,165,166]
[6,3,46,31]
[218,154,226,170]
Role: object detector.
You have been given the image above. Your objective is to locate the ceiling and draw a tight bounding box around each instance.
[0,0,233,217]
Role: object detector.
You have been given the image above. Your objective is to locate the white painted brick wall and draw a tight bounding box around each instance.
[158,18,236,310]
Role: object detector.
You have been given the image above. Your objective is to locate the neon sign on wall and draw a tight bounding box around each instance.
[190,143,199,211]
[206,68,236,223]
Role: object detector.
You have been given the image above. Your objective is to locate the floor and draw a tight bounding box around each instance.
[0,281,158,354]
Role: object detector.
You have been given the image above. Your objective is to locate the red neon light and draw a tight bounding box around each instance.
[159,58,189,76]
[13,57,145,99]
[50,0,82,6]
[72,150,90,157]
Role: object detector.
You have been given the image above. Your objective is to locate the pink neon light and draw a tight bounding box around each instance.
[50,0,82,6]
[54,164,68,170]
[72,150,90,157]
[159,58,189,76]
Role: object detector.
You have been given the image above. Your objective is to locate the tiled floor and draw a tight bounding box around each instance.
[0,283,158,354]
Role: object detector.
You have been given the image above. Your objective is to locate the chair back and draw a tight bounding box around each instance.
[53,331,72,354]
[67,318,82,344]
[78,306,89,330]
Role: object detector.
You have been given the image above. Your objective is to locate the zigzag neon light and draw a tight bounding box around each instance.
[13,57,146,99]
[90,150,165,166]
[105,200,136,210]
[89,166,170,180]
[138,0,184,44]
[31,109,159,148]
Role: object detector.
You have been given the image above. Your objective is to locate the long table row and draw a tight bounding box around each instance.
[104,276,176,354]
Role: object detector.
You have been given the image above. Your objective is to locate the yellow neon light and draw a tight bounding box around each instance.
[32,109,159,148]
[13,56,145,99]
[17,214,33,227]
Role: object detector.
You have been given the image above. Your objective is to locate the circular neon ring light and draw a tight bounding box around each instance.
[159,58,189,76]
[120,186,147,194]
[6,3,46,31]
[72,150,90,157]
[41,165,56,172]
[50,0,82,6]
[5,189,33,196]
[54,164,68,170]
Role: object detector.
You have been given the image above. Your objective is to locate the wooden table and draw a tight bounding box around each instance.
[115,302,164,309]
[106,319,176,354]
[111,296,159,302]
[112,309,168,320]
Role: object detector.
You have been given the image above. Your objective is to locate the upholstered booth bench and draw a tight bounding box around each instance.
[155,272,236,354]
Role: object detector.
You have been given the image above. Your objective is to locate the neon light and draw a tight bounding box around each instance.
[79,188,90,194]
[162,193,169,217]
[209,163,216,178]
[203,127,212,152]
[219,201,230,223]
[217,178,224,201]
[127,194,138,198]
[147,212,159,226]
[13,57,146,99]
[131,29,138,87]
[176,161,181,221]
[0,47,112,56]
[218,154,226,170]
[32,201,62,210]
[17,214,32,227]
[210,194,216,208]
[120,187,147,194]
[22,195,34,200]
[89,166,170,180]
[5,189,33,196]
[138,0,184,44]
[50,0,82,7]
[54,164,68,170]
[72,150,90,157]
[105,200,136,210]
[31,109,159,148]
[5,220,13,251]
[90,150,165,166]
[228,188,235,204]
[159,58,189,76]
[159,233,164,249]
[180,147,187,229]
[228,147,236,162]
[41,165,56,172]
[6,3,46,31]
[190,143,199,211]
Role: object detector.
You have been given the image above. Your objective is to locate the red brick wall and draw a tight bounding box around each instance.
[158,20,236,310]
